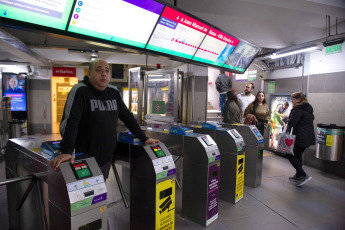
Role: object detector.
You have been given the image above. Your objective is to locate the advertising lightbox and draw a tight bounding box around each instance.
[192,27,239,67]
[224,41,260,73]
[0,0,75,30]
[2,72,28,120]
[67,0,164,48]
[146,6,210,59]
[269,94,292,150]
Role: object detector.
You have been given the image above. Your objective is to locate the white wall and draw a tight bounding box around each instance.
[207,68,220,111]
[309,43,345,75]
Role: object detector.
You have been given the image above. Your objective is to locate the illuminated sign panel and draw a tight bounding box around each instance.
[68,0,164,48]
[0,0,75,30]
[192,27,239,67]
[146,7,209,59]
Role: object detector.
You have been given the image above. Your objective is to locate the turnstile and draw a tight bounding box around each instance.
[143,126,220,226]
[5,136,107,230]
[116,133,176,230]
[222,124,264,188]
[188,122,245,203]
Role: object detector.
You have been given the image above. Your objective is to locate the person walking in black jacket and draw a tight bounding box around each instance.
[50,58,159,179]
[287,92,315,186]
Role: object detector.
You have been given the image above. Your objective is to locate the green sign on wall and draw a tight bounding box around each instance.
[325,44,342,55]
[152,101,165,114]
[268,81,275,94]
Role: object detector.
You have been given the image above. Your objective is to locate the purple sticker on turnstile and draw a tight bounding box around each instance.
[215,155,220,161]
[207,164,219,222]
[91,193,107,205]
[167,168,176,176]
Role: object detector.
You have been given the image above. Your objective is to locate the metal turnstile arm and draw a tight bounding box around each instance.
[112,163,130,209]
[173,155,182,189]
[1,174,48,230]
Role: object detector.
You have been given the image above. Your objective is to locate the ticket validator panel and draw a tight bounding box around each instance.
[142,127,220,226]
[189,125,246,204]
[223,124,264,188]
[116,135,176,230]
[129,143,176,230]
[183,134,220,226]
[56,157,107,230]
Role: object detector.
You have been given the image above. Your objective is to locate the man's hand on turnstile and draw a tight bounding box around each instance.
[50,154,75,171]
[145,138,160,145]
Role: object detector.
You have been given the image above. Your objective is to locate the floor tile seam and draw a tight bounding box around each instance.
[243,187,301,229]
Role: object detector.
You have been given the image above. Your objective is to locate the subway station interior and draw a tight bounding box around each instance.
[0,0,345,229]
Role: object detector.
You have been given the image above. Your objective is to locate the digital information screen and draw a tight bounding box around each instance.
[2,73,27,113]
[202,136,212,146]
[0,0,75,30]
[68,0,164,48]
[151,145,166,158]
[146,6,209,59]
[231,130,240,138]
[224,41,260,73]
[192,27,239,67]
[71,160,92,180]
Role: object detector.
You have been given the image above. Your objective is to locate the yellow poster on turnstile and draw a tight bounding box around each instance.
[235,154,245,202]
[156,178,175,230]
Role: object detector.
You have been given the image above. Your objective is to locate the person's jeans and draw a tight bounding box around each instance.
[219,94,226,115]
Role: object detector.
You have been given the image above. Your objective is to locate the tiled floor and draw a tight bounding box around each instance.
[1,152,345,230]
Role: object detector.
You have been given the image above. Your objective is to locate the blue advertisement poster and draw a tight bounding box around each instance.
[2,73,27,119]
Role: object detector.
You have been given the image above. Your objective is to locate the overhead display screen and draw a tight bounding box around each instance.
[68,0,164,48]
[146,6,210,59]
[224,41,260,73]
[0,0,75,30]
[192,27,239,67]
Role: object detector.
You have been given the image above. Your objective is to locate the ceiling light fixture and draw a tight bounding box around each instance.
[323,38,344,47]
[148,79,171,82]
[269,46,318,59]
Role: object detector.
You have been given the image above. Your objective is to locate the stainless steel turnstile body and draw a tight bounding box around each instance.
[5,136,107,230]
[221,124,264,188]
[143,128,220,226]
[115,141,176,230]
[188,125,246,203]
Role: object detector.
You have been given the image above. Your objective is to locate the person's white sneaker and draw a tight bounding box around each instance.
[296,175,312,187]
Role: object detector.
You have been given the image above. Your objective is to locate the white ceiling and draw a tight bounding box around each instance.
[0,0,344,67]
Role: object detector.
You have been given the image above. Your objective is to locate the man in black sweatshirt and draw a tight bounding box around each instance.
[50,58,159,179]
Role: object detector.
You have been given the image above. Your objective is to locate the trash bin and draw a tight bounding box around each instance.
[8,121,24,139]
[316,124,344,161]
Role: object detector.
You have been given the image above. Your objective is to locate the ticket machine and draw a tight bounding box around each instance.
[188,122,245,203]
[221,124,264,188]
[143,126,220,226]
[116,132,176,230]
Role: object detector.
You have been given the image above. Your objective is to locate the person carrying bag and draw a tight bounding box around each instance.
[286,91,315,187]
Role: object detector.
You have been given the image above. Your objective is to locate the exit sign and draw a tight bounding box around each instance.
[325,44,342,55]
